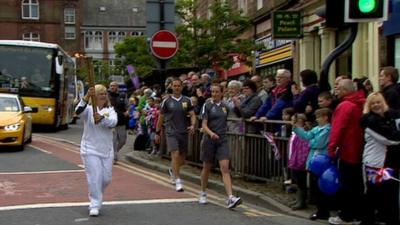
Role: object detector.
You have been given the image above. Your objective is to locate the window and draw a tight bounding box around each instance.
[108,31,125,50]
[64,8,75,24]
[85,31,103,50]
[22,0,39,20]
[65,27,75,39]
[131,31,144,36]
[257,0,263,10]
[238,0,247,15]
[22,32,40,41]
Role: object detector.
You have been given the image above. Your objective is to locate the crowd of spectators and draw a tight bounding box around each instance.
[123,66,400,225]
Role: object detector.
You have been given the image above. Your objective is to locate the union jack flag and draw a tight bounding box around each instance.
[366,167,396,184]
[261,131,281,160]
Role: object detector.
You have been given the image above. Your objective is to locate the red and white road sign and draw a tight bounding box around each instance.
[150,30,179,60]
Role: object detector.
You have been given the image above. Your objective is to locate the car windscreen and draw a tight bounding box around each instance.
[0,96,20,112]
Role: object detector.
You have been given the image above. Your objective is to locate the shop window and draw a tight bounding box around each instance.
[22,0,39,20]
[22,32,40,41]
[64,8,75,24]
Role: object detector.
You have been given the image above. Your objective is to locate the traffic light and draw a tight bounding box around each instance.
[345,0,388,22]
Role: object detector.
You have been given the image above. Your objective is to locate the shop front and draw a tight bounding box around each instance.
[255,35,293,77]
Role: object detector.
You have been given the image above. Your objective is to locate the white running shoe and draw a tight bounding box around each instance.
[199,192,207,204]
[175,179,184,192]
[168,168,176,185]
[328,216,361,225]
[89,208,99,217]
[227,196,242,209]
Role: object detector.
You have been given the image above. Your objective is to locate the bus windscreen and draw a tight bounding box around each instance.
[0,45,55,97]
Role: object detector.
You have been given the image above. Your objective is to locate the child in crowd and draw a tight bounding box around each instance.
[292,108,332,221]
[128,96,139,134]
[288,113,310,210]
[279,107,295,137]
[318,91,337,111]
[146,97,161,155]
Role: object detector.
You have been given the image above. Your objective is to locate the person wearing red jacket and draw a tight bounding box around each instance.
[328,79,365,225]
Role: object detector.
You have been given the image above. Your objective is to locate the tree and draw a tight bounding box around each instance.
[114,36,156,78]
[172,0,259,71]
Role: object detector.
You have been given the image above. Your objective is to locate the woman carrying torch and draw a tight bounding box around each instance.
[75,84,117,217]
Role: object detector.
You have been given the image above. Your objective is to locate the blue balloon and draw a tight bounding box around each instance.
[309,154,331,176]
[318,166,341,195]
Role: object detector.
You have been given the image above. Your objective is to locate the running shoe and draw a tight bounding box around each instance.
[328,216,361,225]
[175,179,184,192]
[89,208,99,217]
[227,196,242,209]
[199,192,207,204]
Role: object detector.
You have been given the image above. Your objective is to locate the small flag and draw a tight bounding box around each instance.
[127,65,135,75]
[366,167,397,184]
[261,131,281,160]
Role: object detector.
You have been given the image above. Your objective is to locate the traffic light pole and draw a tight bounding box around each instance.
[319,23,358,92]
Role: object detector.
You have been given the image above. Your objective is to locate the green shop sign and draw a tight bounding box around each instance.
[272,11,302,39]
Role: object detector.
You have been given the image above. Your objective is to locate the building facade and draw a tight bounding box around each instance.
[81,0,146,78]
[0,0,83,55]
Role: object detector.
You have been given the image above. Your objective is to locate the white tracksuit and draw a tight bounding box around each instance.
[75,100,117,210]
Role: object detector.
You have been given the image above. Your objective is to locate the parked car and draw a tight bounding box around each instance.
[0,93,34,150]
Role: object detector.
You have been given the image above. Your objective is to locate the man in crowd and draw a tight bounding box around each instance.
[108,81,129,164]
[251,74,268,103]
[328,78,365,225]
[250,69,293,121]
[379,66,400,110]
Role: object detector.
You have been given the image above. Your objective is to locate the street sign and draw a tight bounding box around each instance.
[272,11,302,39]
[150,30,179,60]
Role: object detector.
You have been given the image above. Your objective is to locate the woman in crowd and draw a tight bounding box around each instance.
[75,85,117,217]
[224,80,244,133]
[360,92,400,225]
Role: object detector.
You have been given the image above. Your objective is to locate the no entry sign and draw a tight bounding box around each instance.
[150,30,179,60]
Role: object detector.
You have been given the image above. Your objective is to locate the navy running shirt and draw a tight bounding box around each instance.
[161,95,193,135]
[201,100,229,136]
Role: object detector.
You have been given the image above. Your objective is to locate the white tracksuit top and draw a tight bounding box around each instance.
[76,99,118,158]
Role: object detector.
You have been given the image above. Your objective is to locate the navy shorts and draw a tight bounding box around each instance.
[200,135,230,162]
[166,133,188,153]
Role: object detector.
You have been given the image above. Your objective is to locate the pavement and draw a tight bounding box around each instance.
[122,133,317,220]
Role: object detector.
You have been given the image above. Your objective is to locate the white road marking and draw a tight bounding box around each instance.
[0,170,84,175]
[0,198,197,211]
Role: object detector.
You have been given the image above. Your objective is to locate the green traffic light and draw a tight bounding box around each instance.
[358,0,377,13]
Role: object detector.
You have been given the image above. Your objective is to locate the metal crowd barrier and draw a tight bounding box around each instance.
[160,118,291,185]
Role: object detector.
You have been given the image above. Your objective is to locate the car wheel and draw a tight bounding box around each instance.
[27,134,32,143]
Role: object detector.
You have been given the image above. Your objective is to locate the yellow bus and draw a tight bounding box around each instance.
[0,40,76,130]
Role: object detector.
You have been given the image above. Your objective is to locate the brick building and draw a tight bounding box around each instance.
[0,0,83,55]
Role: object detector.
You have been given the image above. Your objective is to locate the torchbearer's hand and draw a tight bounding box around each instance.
[93,112,104,124]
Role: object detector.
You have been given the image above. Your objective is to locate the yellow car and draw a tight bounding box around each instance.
[0,93,33,150]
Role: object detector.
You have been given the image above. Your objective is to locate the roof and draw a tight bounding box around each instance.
[0,92,18,98]
[0,40,59,49]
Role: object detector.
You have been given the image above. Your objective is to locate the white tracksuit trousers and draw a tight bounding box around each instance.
[82,154,113,210]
